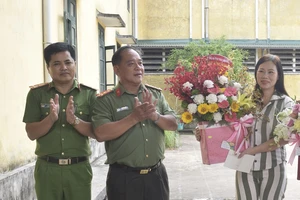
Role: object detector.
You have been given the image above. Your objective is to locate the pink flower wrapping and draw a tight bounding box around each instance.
[226,114,254,153]
[198,122,234,165]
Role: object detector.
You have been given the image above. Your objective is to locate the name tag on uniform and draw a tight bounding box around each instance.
[41,103,50,108]
[116,106,129,112]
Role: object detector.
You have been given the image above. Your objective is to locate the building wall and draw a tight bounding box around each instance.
[0,0,44,172]
[138,0,190,39]
[138,0,300,40]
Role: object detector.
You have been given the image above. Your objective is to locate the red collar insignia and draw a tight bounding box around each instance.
[116,88,122,97]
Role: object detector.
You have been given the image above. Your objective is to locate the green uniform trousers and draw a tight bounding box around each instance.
[34,158,93,200]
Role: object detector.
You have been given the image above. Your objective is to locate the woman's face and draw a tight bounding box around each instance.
[256,61,278,92]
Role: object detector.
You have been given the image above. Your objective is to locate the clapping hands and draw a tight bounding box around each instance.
[132,90,158,122]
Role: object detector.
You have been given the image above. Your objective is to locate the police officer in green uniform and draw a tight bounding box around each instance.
[23,42,96,200]
[92,46,178,200]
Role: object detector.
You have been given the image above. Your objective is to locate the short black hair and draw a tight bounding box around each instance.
[111,46,142,66]
[254,54,289,96]
[44,42,76,66]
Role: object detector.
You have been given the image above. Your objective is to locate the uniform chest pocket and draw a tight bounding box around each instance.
[75,105,90,121]
[40,103,50,120]
[114,108,132,121]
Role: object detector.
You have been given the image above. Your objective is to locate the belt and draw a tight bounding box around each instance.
[110,160,161,175]
[39,156,88,165]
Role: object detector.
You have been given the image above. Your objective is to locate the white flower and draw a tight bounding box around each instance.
[273,123,290,146]
[218,76,228,85]
[206,94,217,104]
[231,96,237,101]
[182,82,193,91]
[193,94,205,104]
[233,82,242,91]
[276,108,292,124]
[203,80,214,88]
[217,94,227,102]
[213,112,222,123]
[187,103,197,114]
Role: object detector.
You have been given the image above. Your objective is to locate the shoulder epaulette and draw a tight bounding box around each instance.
[79,83,97,91]
[145,84,162,91]
[29,82,50,89]
[96,89,113,98]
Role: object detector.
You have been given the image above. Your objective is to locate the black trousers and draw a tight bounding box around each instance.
[106,162,169,200]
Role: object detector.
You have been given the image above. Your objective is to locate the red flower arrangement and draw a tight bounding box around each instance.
[165,54,254,126]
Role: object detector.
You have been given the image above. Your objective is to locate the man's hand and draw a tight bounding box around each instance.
[49,94,59,122]
[131,91,157,123]
[194,125,201,142]
[142,90,158,121]
[66,96,76,124]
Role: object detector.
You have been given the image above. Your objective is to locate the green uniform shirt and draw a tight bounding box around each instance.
[92,83,176,167]
[23,80,97,158]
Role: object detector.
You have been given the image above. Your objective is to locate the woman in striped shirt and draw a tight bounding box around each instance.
[235,54,294,200]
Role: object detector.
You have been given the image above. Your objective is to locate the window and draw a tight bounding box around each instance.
[141,48,173,73]
[243,48,256,72]
[98,25,106,92]
[270,49,300,73]
[140,47,256,74]
[64,0,77,48]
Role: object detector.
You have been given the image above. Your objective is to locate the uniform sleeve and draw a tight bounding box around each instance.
[92,96,113,129]
[157,92,176,117]
[88,89,97,121]
[23,89,42,123]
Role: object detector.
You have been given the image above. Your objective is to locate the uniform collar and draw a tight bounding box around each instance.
[48,79,80,91]
[114,82,146,97]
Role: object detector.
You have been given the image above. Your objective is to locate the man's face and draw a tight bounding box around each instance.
[114,49,144,87]
[47,51,76,85]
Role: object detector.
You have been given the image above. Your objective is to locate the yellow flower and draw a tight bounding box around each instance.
[231,101,240,112]
[198,104,209,114]
[219,88,226,93]
[208,103,219,113]
[294,119,300,132]
[181,112,193,124]
[237,91,255,109]
[224,71,229,77]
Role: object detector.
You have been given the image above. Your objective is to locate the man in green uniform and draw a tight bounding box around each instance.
[92,46,178,200]
[23,42,96,200]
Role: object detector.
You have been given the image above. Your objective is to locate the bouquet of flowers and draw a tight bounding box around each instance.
[273,104,300,145]
[165,54,255,126]
[273,103,300,166]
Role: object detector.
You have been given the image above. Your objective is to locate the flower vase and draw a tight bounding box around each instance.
[195,122,234,165]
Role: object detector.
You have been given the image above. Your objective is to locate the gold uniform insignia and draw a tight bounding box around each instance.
[145,84,162,91]
[29,82,50,89]
[96,89,113,98]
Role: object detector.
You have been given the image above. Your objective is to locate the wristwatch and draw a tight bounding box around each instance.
[71,116,80,126]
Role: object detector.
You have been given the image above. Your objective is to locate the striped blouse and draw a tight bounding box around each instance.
[251,92,294,171]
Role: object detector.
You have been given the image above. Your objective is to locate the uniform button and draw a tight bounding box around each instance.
[62,109,66,112]
[45,112,49,115]
[146,155,148,158]
[61,152,64,155]
[255,129,258,131]
[63,96,66,98]
[62,138,64,141]
[62,124,65,127]
[80,111,82,115]
[146,139,148,142]
[142,124,145,127]
[254,160,257,162]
